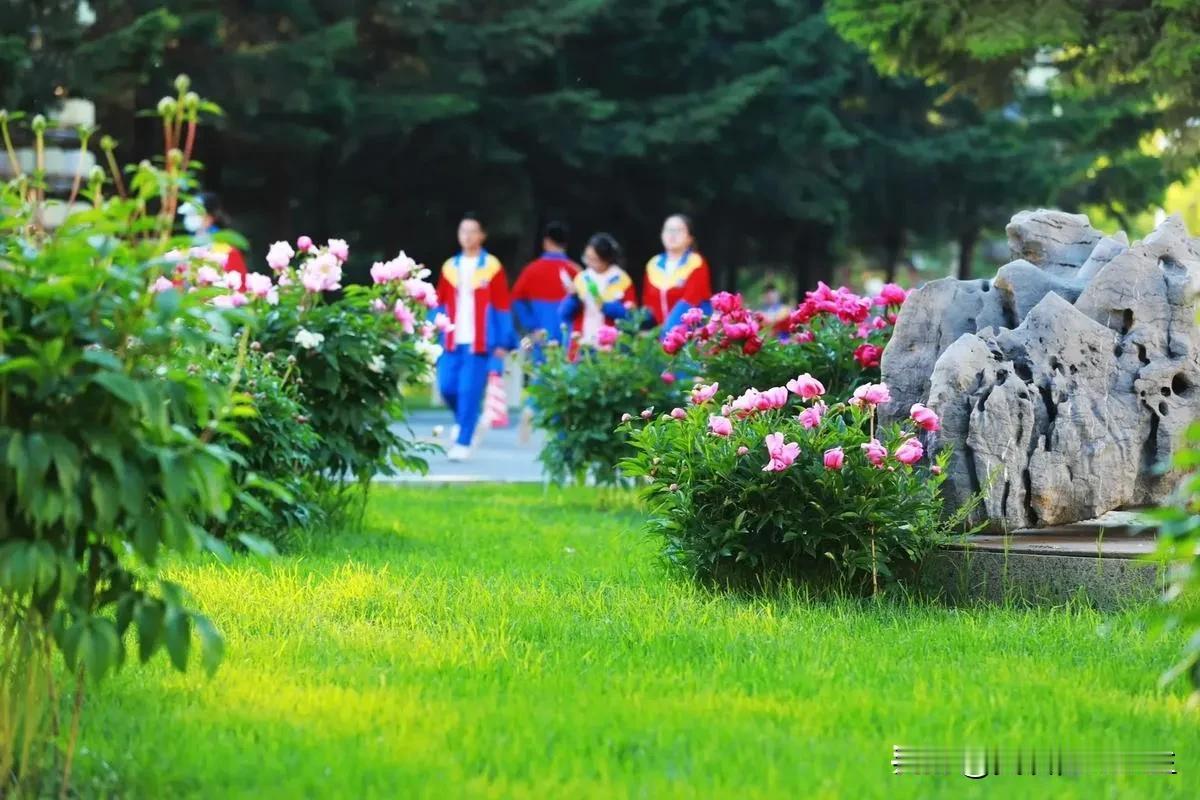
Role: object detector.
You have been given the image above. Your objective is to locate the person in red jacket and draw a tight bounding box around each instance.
[642,213,712,331]
[432,213,516,461]
[511,221,580,359]
[182,191,247,279]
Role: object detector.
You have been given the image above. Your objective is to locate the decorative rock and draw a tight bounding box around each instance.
[887,210,1200,531]
[1005,209,1102,277]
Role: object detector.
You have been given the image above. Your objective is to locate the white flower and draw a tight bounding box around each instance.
[367,354,386,373]
[294,328,325,350]
[414,339,443,364]
[266,240,295,272]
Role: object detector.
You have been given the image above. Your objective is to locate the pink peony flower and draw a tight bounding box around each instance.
[853,343,882,369]
[823,446,845,470]
[708,415,733,437]
[723,321,755,340]
[737,445,749,456]
[661,371,677,385]
[691,382,720,405]
[327,238,349,262]
[762,432,801,472]
[755,386,789,411]
[670,407,687,420]
[798,404,823,429]
[212,292,247,309]
[732,388,762,415]
[195,265,221,287]
[786,373,826,400]
[661,325,690,355]
[874,283,908,307]
[296,235,314,252]
[711,291,742,314]
[850,382,892,408]
[793,330,814,344]
[150,276,175,293]
[640,408,654,420]
[596,325,619,350]
[300,252,343,293]
[910,403,941,432]
[434,312,453,333]
[861,439,887,467]
[266,240,294,272]
[393,300,416,334]
[931,465,942,475]
[371,298,388,312]
[682,307,706,327]
[895,437,924,465]
[419,322,435,341]
[245,272,274,299]
[621,413,633,422]
[223,271,243,291]
[403,278,437,308]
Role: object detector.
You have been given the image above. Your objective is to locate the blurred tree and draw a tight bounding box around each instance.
[1,1,1184,291]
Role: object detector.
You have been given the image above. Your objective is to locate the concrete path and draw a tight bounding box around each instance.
[381,408,546,484]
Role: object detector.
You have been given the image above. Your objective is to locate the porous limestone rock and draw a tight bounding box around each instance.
[884,209,1200,531]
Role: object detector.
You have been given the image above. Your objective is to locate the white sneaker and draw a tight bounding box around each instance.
[447,444,471,462]
[449,424,461,442]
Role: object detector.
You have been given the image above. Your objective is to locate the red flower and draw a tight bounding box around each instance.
[853,343,882,368]
[742,335,763,355]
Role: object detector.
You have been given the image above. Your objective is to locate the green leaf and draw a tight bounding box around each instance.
[164,606,191,671]
[135,599,165,663]
[193,614,224,677]
[236,533,278,557]
[92,371,139,405]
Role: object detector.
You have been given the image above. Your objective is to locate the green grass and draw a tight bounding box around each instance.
[75,485,1196,799]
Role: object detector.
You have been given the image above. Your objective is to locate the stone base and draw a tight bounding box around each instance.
[920,512,1170,610]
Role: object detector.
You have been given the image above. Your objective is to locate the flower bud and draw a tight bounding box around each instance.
[250,341,262,351]
[183,91,200,113]
[167,148,183,167]
[157,97,177,117]
[30,114,46,134]
[668,483,679,492]
[287,354,297,365]
[0,110,8,124]
[87,165,105,184]
[100,134,116,151]
[174,74,192,94]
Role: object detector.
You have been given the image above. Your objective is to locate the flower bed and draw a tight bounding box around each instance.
[666,284,906,399]
[621,375,972,590]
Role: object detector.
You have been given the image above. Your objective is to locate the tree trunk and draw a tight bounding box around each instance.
[883,228,905,284]
[957,226,979,280]
[792,224,834,296]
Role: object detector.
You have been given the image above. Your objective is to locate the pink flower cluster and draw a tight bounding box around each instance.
[790,282,874,327]
[370,252,417,285]
[662,291,764,356]
[655,375,942,474]
[596,325,620,351]
[151,247,282,308]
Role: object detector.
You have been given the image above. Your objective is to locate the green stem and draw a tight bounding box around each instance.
[0,117,20,179]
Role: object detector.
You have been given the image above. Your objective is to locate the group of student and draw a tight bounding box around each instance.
[432,213,713,461]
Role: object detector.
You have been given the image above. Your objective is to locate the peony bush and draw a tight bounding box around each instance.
[254,243,440,508]
[620,375,973,590]
[527,318,682,485]
[666,283,905,399]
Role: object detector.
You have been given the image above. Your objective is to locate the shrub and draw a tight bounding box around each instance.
[666,284,904,398]
[620,376,971,590]
[0,82,244,789]
[254,246,441,508]
[527,318,682,485]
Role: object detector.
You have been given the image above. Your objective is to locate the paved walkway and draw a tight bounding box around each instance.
[382,408,545,483]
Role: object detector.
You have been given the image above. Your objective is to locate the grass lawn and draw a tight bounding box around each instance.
[75,485,1196,799]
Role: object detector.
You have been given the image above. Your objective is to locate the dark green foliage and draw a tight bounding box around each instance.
[257,286,436,492]
[526,319,682,485]
[621,398,973,589]
[4,1,1173,293]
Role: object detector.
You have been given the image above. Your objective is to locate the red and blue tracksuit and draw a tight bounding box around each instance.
[642,249,713,332]
[433,250,516,446]
[511,251,580,362]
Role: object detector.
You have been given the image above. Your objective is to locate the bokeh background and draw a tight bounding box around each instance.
[4,0,1196,296]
